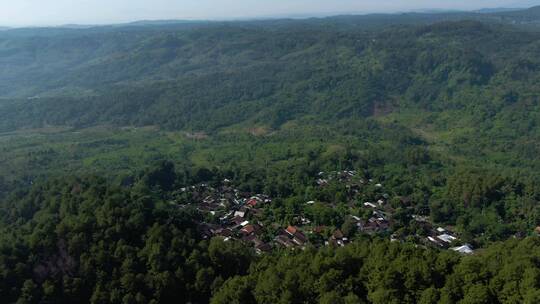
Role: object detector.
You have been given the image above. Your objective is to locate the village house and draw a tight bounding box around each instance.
[359,217,390,234]
[426,227,460,248]
[316,178,328,186]
[279,226,308,247]
[412,214,429,222]
[298,216,311,225]
[187,171,472,255]
[349,216,364,230]
[427,236,445,247]
[286,225,298,236]
[450,244,474,254]
[217,228,233,237]
[275,234,295,248]
[255,242,272,254]
[328,229,348,247]
[229,216,245,227]
[292,234,307,246]
[437,233,457,244]
[241,223,262,236]
[364,202,377,208]
[246,198,259,208]
[234,207,249,218]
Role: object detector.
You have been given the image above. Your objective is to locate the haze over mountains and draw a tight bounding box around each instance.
[0,1,540,29]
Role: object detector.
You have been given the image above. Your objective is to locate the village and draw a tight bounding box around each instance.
[176,170,474,255]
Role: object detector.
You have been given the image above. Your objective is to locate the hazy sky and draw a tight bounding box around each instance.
[0,0,538,26]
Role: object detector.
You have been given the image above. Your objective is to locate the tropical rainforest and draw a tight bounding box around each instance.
[1,5,540,304]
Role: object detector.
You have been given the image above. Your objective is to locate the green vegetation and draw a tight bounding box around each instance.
[1,166,540,303]
[2,17,540,173]
[2,6,540,304]
[212,237,540,304]
[0,172,252,304]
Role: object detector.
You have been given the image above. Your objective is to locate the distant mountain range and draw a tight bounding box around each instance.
[492,5,540,21]
[2,5,540,30]
[474,7,523,13]
[511,0,540,7]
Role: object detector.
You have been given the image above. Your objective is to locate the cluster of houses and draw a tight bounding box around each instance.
[315,171,474,254]
[180,180,269,217]
[275,226,308,248]
[199,220,272,254]
[183,170,475,255]
[416,220,474,254]
[316,170,358,186]
[184,176,365,252]
[360,202,391,234]
[273,225,353,248]
[275,171,393,248]
[426,227,457,246]
[327,229,350,247]
[182,181,274,254]
[317,171,392,234]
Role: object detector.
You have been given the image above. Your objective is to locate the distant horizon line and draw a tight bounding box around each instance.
[0,5,535,29]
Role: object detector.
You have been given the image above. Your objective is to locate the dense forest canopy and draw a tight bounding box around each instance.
[0,11,540,171]
[1,6,540,304]
[0,18,539,128]
[1,165,540,303]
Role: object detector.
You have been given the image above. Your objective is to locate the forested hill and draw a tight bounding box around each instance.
[2,165,540,303]
[0,18,539,129]
[1,17,540,173]
[493,5,540,22]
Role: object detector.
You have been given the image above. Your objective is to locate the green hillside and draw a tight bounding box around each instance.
[1,20,540,171]
[2,9,540,304]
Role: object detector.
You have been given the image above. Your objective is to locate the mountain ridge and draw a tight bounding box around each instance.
[2,5,540,31]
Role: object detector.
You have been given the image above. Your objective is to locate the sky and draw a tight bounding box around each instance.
[0,0,538,27]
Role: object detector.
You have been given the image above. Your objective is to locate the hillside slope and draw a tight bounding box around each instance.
[1,20,540,171]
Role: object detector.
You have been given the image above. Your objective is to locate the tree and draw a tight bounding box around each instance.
[211,276,255,304]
